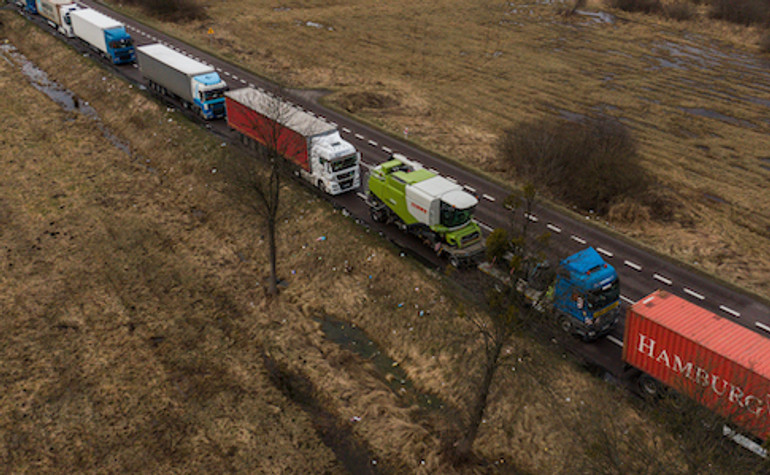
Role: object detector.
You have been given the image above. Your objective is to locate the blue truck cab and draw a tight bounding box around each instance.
[192,72,227,119]
[25,0,37,14]
[552,247,621,340]
[104,27,135,64]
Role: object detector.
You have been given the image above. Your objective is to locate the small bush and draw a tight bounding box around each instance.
[498,115,650,215]
[605,0,662,14]
[664,1,695,21]
[121,0,207,22]
[709,0,770,26]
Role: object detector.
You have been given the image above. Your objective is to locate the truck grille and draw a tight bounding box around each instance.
[340,179,355,190]
[461,231,480,247]
[337,170,355,181]
[213,103,226,117]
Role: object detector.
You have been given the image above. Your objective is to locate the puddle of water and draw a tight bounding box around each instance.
[1,42,149,170]
[679,107,755,128]
[316,317,446,411]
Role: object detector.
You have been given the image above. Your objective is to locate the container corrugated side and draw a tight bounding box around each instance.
[624,290,770,440]
[225,92,310,173]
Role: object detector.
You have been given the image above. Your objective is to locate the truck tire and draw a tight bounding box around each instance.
[370,207,386,223]
[558,315,573,334]
[638,374,661,398]
[449,255,460,268]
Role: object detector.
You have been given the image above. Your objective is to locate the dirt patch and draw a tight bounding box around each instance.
[336,90,399,113]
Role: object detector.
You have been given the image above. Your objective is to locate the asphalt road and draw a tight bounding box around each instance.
[15,1,770,378]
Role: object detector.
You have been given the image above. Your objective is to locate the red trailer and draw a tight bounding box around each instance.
[224,88,360,195]
[624,290,770,440]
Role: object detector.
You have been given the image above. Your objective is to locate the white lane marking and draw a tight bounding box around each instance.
[683,288,705,300]
[624,260,642,271]
[240,79,246,84]
[249,83,255,88]
[132,64,138,68]
[357,192,368,200]
[478,221,493,232]
[355,133,365,140]
[571,235,586,244]
[382,146,392,153]
[428,168,440,174]
[151,35,157,41]
[719,305,740,318]
[216,67,222,72]
[525,213,538,222]
[446,177,458,184]
[607,335,623,348]
[342,127,351,133]
[596,247,613,258]
[620,294,636,305]
[653,273,672,286]
[232,75,238,80]
[358,161,374,170]
[482,194,495,202]
[329,121,337,126]
[756,322,770,334]
[368,140,378,147]
[465,185,476,193]
[547,224,562,233]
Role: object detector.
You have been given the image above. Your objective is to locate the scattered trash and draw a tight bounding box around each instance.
[220,142,227,147]
[397,302,404,308]
[211,168,217,174]
[291,269,296,275]
[565,397,571,402]
[316,236,326,241]
[350,416,361,422]
[419,310,424,317]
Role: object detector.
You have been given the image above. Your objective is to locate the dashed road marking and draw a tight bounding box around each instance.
[329,121,337,126]
[249,83,255,88]
[355,133,365,140]
[382,146,392,153]
[653,274,672,286]
[482,194,495,202]
[525,213,538,222]
[232,75,238,80]
[620,294,636,305]
[478,221,493,232]
[756,322,770,334]
[223,71,231,76]
[607,335,623,348]
[428,168,440,174]
[596,247,613,258]
[719,305,740,318]
[445,177,458,184]
[240,79,246,84]
[571,235,586,244]
[216,67,222,72]
[368,140,378,147]
[342,127,351,133]
[357,192,368,200]
[683,288,705,300]
[465,185,476,193]
[624,260,642,271]
[132,64,138,68]
[547,224,561,233]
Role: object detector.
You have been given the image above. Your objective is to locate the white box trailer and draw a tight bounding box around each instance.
[70,8,135,64]
[137,44,227,120]
[35,0,80,37]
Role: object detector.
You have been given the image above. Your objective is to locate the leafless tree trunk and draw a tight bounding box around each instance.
[225,89,296,296]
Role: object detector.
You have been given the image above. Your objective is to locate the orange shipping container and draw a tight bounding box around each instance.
[624,290,770,440]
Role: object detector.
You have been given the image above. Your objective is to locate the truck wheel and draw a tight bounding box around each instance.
[558,315,573,334]
[638,374,661,398]
[449,256,460,268]
[370,208,386,223]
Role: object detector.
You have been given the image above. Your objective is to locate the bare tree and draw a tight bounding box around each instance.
[451,185,551,464]
[225,89,297,296]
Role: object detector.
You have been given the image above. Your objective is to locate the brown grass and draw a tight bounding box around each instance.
[99,0,770,300]
[0,9,760,473]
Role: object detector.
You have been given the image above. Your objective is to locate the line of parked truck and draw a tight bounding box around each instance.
[18,1,770,448]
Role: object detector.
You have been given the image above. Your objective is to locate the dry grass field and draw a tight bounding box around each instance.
[0,7,764,474]
[105,0,770,300]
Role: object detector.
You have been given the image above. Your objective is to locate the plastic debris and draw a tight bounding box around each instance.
[291,270,296,275]
[350,416,361,422]
[397,302,404,308]
[211,168,217,174]
[316,236,326,241]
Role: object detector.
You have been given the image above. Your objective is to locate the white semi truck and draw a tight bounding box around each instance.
[35,0,80,37]
[136,44,228,120]
[225,87,361,194]
[69,8,135,64]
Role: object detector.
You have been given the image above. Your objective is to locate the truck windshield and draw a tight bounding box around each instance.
[330,154,357,172]
[202,88,228,102]
[440,201,474,228]
[109,38,133,49]
[587,279,620,309]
